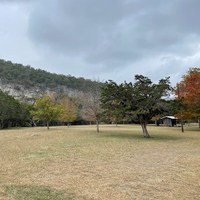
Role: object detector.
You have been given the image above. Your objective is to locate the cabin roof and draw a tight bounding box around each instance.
[160,116,177,120]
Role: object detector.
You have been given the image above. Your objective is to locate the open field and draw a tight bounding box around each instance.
[0,125,199,200]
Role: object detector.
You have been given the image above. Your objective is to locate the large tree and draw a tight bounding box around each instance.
[100,80,132,125]
[176,68,200,127]
[101,75,171,137]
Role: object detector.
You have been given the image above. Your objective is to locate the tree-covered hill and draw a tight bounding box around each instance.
[0,59,102,101]
[0,59,98,91]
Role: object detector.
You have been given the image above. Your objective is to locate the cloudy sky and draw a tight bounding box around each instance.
[0,0,200,85]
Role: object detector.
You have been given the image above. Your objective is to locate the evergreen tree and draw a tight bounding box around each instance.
[0,90,30,128]
[101,75,171,137]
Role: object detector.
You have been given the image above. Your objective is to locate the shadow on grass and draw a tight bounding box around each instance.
[100,132,185,141]
[151,134,185,141]
[101,132,142,140]
[185,127,200,132]
[5,185,88,200]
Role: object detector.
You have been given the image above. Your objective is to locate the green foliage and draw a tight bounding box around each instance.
[31,95,62,129]
[132,75,171,119]
[101,75,171,137]
[0,90,30,128]
[0,59,100,92]
[101,80,131,123]
[5,185,76,200]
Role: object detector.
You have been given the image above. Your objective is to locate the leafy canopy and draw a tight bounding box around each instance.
[101,75,171,137]
[31,95,62,129]
[59,95,77,123]
[182,68,200,110]
[0,90,30,128]
[176,67,200,120]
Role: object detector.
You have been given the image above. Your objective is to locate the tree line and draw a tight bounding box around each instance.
[0,91,30,128]
[0,90,99,130]
[0,67,199,138]
[101,68,200,136]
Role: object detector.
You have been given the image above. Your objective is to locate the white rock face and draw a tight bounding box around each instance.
[0,81,41,100]
[0,80,80,103]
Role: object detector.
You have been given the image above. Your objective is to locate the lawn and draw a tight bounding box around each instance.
[0,124,199,200]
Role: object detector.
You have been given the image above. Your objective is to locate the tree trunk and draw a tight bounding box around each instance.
[96,119,99,133]
[180,118,184,133]
[138,115,150,138]
[180,111,184,132]
[141,123,150,138]
[198,119,200,128]
[0,119,4,129]
[47,121,50,130]
[155,120,160,126]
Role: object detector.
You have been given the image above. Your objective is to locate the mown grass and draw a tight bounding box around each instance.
[0,124,200,199]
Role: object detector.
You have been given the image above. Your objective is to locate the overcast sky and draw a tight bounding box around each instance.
[0,0,200,85]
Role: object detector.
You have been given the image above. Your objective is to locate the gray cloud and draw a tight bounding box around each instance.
[28,1,200,61]
[0,0,33,3]
[1,0,200,84]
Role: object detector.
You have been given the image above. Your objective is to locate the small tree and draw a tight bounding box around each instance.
[81,81,102,133]
[31,95,61,129]
[59,95,77,126]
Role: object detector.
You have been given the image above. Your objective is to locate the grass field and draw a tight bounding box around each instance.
[0,124,199,200]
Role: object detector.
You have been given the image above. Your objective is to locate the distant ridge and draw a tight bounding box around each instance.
[0,59,101,101]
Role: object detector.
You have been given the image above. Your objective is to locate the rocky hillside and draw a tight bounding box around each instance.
[0,59,101,102]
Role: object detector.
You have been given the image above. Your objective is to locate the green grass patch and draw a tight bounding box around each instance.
[5,185,76,200]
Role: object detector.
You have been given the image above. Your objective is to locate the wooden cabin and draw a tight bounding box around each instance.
[160,116,177,127]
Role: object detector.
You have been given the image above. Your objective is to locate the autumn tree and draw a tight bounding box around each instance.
[101,75,171,138]
[59,95,77,126]
[31,95,62,129]
[176,68,200,127]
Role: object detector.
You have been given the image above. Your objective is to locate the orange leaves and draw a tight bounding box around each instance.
[177,68,200,117]
[184,74,200,105]
[175,110,197,120]
[59,95,77,123]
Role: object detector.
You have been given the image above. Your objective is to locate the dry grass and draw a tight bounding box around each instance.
[0,124,200,199]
